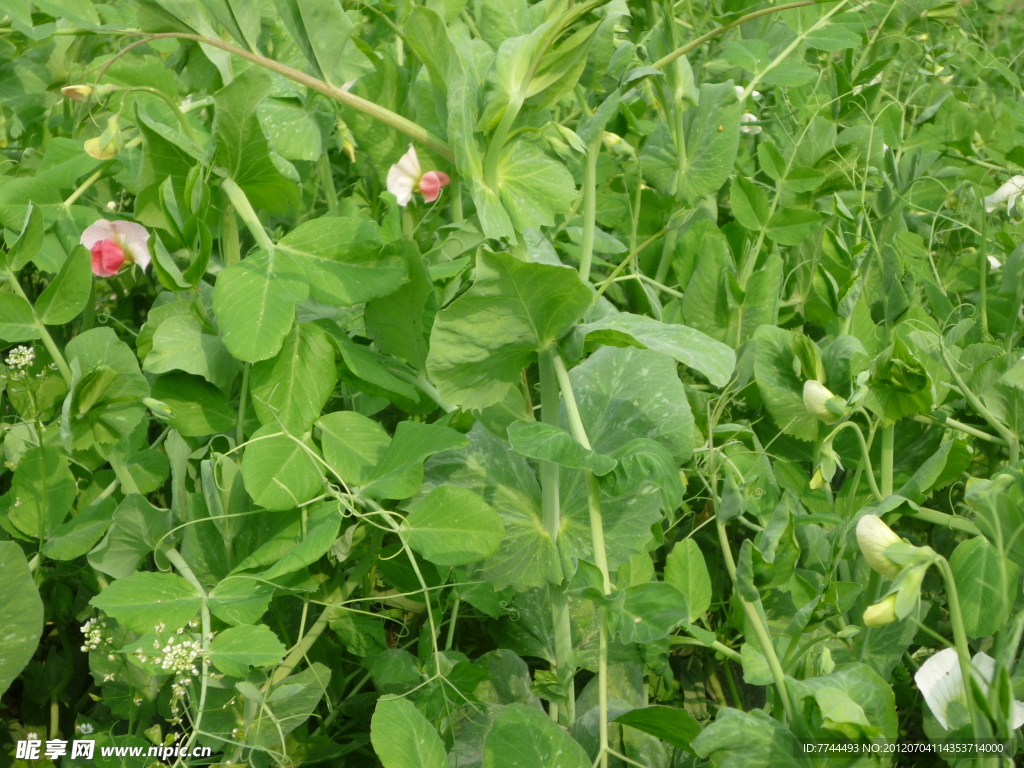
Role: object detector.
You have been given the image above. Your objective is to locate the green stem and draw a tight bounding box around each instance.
[236,362,250,448]
[450,173,464,222]
[319,154,338,212]
[445,597,460,651]
[911,414,1007,446]
[5,268,73,386]
[880,423,894,498]
[979,209,989,337]
[222,203,240,266]
[825,420,883,503]
[579,134,601,282]
[117,33,454,160]
[221,178,274,253]
[936,556,986,739]
[538,350,574,725]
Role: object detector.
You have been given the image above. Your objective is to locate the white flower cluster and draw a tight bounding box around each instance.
[137,633,204,680]
[80,618,112,652]
[5,345,34,370]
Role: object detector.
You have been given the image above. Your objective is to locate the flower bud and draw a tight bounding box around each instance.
[862,594,898,627]
[856,514,904,579]
[803,380,844,423]
[85,115,123,160]
[809,467,826,490]
[143,398,175,420]
[62,84,94,101]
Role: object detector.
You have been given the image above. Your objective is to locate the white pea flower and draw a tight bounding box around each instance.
[803,380,843,423]
[386,145,450,207]
[915,648,1024,730]
[734,85,762,101]
[740,113,762,135]
[984,176,1024,214]
[856,514,904,579]
[988,255,1002,272]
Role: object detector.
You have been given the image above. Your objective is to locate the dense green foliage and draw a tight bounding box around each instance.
[2,0,1024,766]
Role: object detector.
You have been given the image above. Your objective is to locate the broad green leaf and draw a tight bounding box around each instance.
[692,708,797,767]
[34,244,90,324]
[150,373,236,437]
[144,312,241,390]
[91,571,202,633]
[41,497,115,561]
[730,176,770,231]
[752,325,821,442]
[277,217,407,306]
[805,24,861,51]
[274,0,369,83]
[790,664,898,741]
[612,582,688,644]
[6,446,76,539]
[766,208,822,246]
[497,138,579,233]
[665,539,712,620]
[482,703,590,768]
[212,249,309,363]
[640,82,741,203]
[508,421,616,475]
[213,67,298,212]
[422,423,561,591]
[364,240,433,371]
[0,292,39,342]
[250,322,336,433]
[564,312,736,388]
[241,425,323,511]
[87,494,173,579]
[427,251,592,410]
[209,624,287,678]
[249,663,332,749]
[317,410,391,487]
[950,537,1018,638]
[371,695,447,768]
[261,509,340,579]
[7,201,43,270]
[208,575,276,626]
[66,327,150,400]
[259,99,323,162]
[0,541,43,697]
[362,421,468,500]
[613,706,702,755]
[402,485,504,566]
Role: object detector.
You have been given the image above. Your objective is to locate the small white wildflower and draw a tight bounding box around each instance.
[103,673,115,682]
[75,723,94,735]
[5,345,34,370]
[740,113,762,135]
[155,622,166,634]
[26,732,39,741]
[80,618,105,651]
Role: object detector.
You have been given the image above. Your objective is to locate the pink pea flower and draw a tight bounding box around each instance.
[79,219,151,277]
[386,145,450,206]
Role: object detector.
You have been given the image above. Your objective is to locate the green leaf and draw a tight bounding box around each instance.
[262,509,340,579]
[564,312,736,388]
[950,537,1019,638]
[87,494,173,580]
[427,251,592,410]
[317,410,392,487]
[6,447,76,539]
[371,695,448,768]
[150,373,237,437]
[34,244,91,325]
[402,485,504,566]
[249,663,332,749]
[0,541,43,697]
[90,571,202,633]
[613,706,702,755]
[213,67,298,212]
[497,138,579,232]
[665,539,712,620]
[0,292,39,343]
[422,424,561,592]
[752,325,821,442]
[209,624,287,678]
[361,422,469,500]
[277,217,407,306]
[692,708,797,768]
[485,703,591,768]
[250,322,336,434]
[790,663,898,741]
[212,249,309,363]
[7,202,43,271]
[640,82,741,203]
[41,497,115,561]
[766,208,822,246]
[241,425,323,511]
[730,176,770,231]
[143,312,240,390]
[612,582,689,644]
[805,24,861,51]
[508,421,617,475]
[364,240,433,371]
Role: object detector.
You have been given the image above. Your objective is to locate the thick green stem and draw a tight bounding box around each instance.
[538,351,574,725]
[222,204,241,266]
[236,363,250,448]
[579,134,601,282]
[5,268,73,386]
[936,557,987,740]
[880,424,894,498]
[319,154,338,212]
[221,178,274,253]
[553,353,611,761]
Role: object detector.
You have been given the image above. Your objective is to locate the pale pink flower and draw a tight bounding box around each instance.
[386,145,450,206]
[80,220,151,277]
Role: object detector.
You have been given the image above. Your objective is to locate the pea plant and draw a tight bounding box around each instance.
[1,0,1024,766]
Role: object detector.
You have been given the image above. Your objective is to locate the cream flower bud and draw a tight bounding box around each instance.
[84,115,123,160]
[862,594,898,627]
[803,380,843,423]
[856,514,904,579]
[62,84,94,101]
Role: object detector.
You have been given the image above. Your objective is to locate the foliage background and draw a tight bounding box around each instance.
[1,0,1024,766]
